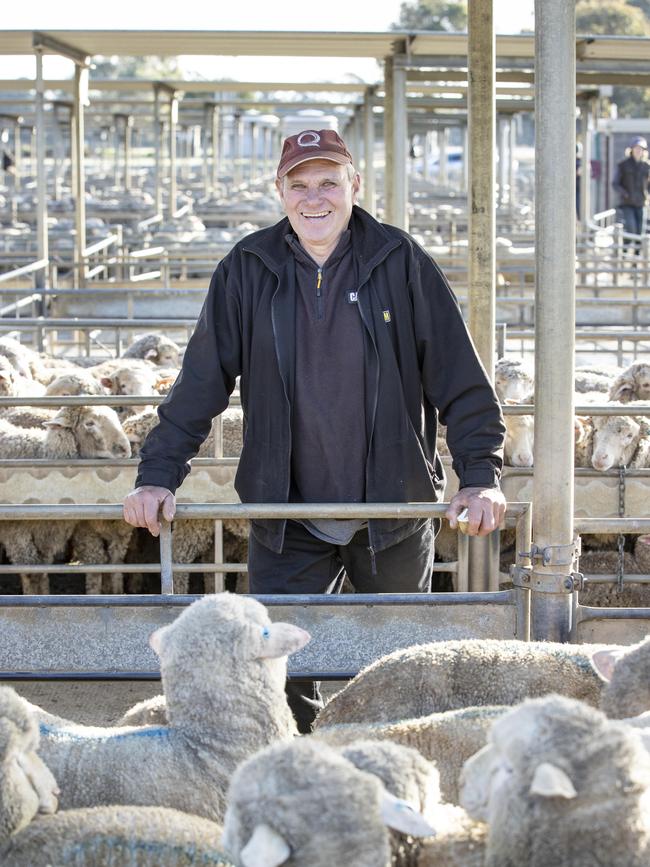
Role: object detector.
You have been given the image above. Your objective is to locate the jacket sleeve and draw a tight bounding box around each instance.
[135,255,242,493]
[410,246,505,490]
[612,163,627,198]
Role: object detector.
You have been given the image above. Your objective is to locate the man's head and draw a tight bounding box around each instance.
[275,129,361,261]
[630,136,648,162]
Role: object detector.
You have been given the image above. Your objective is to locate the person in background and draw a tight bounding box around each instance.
[613,135,650,254]
[123,129,506,732]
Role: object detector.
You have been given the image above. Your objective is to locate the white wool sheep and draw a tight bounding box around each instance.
[71,519,135,595]
[315,639,609,728]
[574,414,594,467]
[0,686,234,867]
[590,635,650,719]
[123,405,243,458]
[574,364,620,394]
[494,358,534,403]
[460,694,650,867]
[591,403,650,470]
[44,370,106,396]
[0,336,38,379]
[222,737,439,867]
[37,594,310,823]
[123,333,181,367]
[609,362,650,403]
[0,358,45,397]
[315,705,507,805]
[0,407,56,428]
[503,398,534,467]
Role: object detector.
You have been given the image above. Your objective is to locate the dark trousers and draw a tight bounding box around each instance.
[248,519,435,732]
[620,205,645,253]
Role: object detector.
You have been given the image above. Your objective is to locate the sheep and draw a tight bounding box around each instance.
[0,687,233,866]
[574,414,594,467]
[0,406,130,594]
[37,594,311,823]
[0,358,45,397]
[222,737,438,867]
[591,403,650,470]
[314,639,609,728]
[503,398,533,467]
[635,534,650,574]
[609,361,650,403]
[71,519,135,595]
[591,635,650,719]
[574,364,620,394]
[459,694,650,867]
[123,333,181,367]
[0,407,56,428]
[0,336,38,379]
[123,405,243,458]
[494,357,533,402]
[315,705,508,806]
[44,370,106,396]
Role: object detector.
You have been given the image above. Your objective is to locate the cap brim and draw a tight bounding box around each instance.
[277,152,351,179]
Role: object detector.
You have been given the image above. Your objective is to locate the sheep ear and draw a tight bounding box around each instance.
[240,824,290,867]
[529,762,576,799]
[610,382,633,402]
[254,622,311,659]
[590,647,627,682]
[380,792,436,837]
[504,398,517,405]
[44,413,72,429]
[149,625,169,657]
[144,348,158,360]
[100,376,114,389]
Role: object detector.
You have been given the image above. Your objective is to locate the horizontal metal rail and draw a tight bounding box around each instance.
[0,317,196,329]
[0,395,241,407]
[0,258,48,284]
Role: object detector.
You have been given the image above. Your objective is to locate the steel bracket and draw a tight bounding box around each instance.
[511,565,580,594]
[518,537,581,567]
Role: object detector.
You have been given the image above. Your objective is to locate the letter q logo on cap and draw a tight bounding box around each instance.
[297,131,321,148]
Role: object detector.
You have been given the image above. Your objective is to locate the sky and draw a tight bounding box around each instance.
[1,0,535,83]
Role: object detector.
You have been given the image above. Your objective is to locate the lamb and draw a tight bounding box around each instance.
[0,357,46,397]
[37,594,310,823]
[574,414,594,467]
[314,639,609,728]
[609,361,650,402]
[315,705,507,805]
[574,364,620,394]
[0,336,39,379]
[635,534,650,574]
[44,370,106,396]
[71,519,135,595]
[590,635,650,719]
[503,398,533,467]
[494,357,533,402]
[123,333,181,367]
[0,686,233,867]
[222,737,439,867]
[459,694,650,867]
[591,403,650,470]
[123,405,243,458]
[0,406,130,594]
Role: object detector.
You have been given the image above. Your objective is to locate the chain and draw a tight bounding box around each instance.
[617,464,627,591]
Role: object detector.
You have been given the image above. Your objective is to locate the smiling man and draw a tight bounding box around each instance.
[124,129,506,731]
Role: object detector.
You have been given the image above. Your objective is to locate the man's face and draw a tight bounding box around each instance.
[632,145,645,161]
[276,159,361,252]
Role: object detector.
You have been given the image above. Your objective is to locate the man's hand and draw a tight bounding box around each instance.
[445,487,506,537]
[123,485,176,537]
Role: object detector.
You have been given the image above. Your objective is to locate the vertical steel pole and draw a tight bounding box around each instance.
[509,115,517,211]
[467,0,496,592]
[462,124,469,193]
[393,59,408,231]
[579,100,592,228]
[532,0,576,642]
[250,121,259,182]
[124,115,132,191]
[233,114,243,188]
[363,89,376,216]
[439,128,449,187]
[498,116,509,208]
[35,49,49,289]
[169,93,178,216]
[383,56,394,224]
[211,105,220,192]
[73,63,88,290]
[13,123,21,189]
[153,87,163,218]
[422,130,430,181]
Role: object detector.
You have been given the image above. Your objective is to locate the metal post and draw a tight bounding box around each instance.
[349,111,361,171]
[579,100,592,229]
[233,114,243,188]
[113,118,120,187]
[211,105,220,193]
[392,58,408,231]
[509,115,517,211]
[124,115,132,191]
[73,63,88,290]
[439,128,449,187]
[462,124,469,193]
[360,91,375,218]
[383,56,394,224]
[531,0,576,642]
[467,0,496,592]
[35,49,49,289]
[422,130,430,181]
[250,121,259,182]
[169,93,178,216]
[13,123,21,189]
[153,87,163,218]
[498,115,508,207]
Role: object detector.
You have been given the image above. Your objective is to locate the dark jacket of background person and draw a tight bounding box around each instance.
[613,155,650,208]
[136,205,505,555]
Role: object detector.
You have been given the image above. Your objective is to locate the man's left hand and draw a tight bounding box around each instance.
[445,487,507,536]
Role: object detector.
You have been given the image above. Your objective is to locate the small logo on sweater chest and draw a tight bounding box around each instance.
[383,309,392,323]
[347,291,359,304]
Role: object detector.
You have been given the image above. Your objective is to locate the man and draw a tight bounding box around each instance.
[124,129,506,730]
[613,136,650,253]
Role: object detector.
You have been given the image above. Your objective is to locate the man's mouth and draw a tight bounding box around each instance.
[301,211,330,220]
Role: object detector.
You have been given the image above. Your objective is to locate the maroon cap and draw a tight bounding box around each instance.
[276,129,353,179]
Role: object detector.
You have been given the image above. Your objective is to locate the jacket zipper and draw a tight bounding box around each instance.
[316,267,323,319]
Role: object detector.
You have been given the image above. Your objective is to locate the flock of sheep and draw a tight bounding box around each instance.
[2,592,650,865]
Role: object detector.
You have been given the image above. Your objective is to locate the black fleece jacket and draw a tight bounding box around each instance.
[136,206,505,554]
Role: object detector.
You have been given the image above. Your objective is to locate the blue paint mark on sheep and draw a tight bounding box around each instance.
[60,836,232,864]
[39,722,171,742]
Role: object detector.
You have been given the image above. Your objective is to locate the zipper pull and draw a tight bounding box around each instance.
[316,268,322,294]
[368,545,377,576]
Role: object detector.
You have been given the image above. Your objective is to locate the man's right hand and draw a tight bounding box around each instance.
[123,486,176,537]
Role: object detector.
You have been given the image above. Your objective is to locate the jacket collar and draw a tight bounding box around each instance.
[241,205,401,278]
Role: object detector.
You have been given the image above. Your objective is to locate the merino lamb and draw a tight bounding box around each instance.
[503,398,534,467]
[609,361,650,403]
[222,738,439,867]
[37,594,310,823]
[0,687,233,867]
[591,404,650,470]
[314,639,609,728]
[460,694,650,867]
[44,370,106,396]
[123,333,181,367]
[494,357,534,402]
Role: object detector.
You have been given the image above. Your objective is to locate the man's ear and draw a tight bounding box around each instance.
[275,176,284,203]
